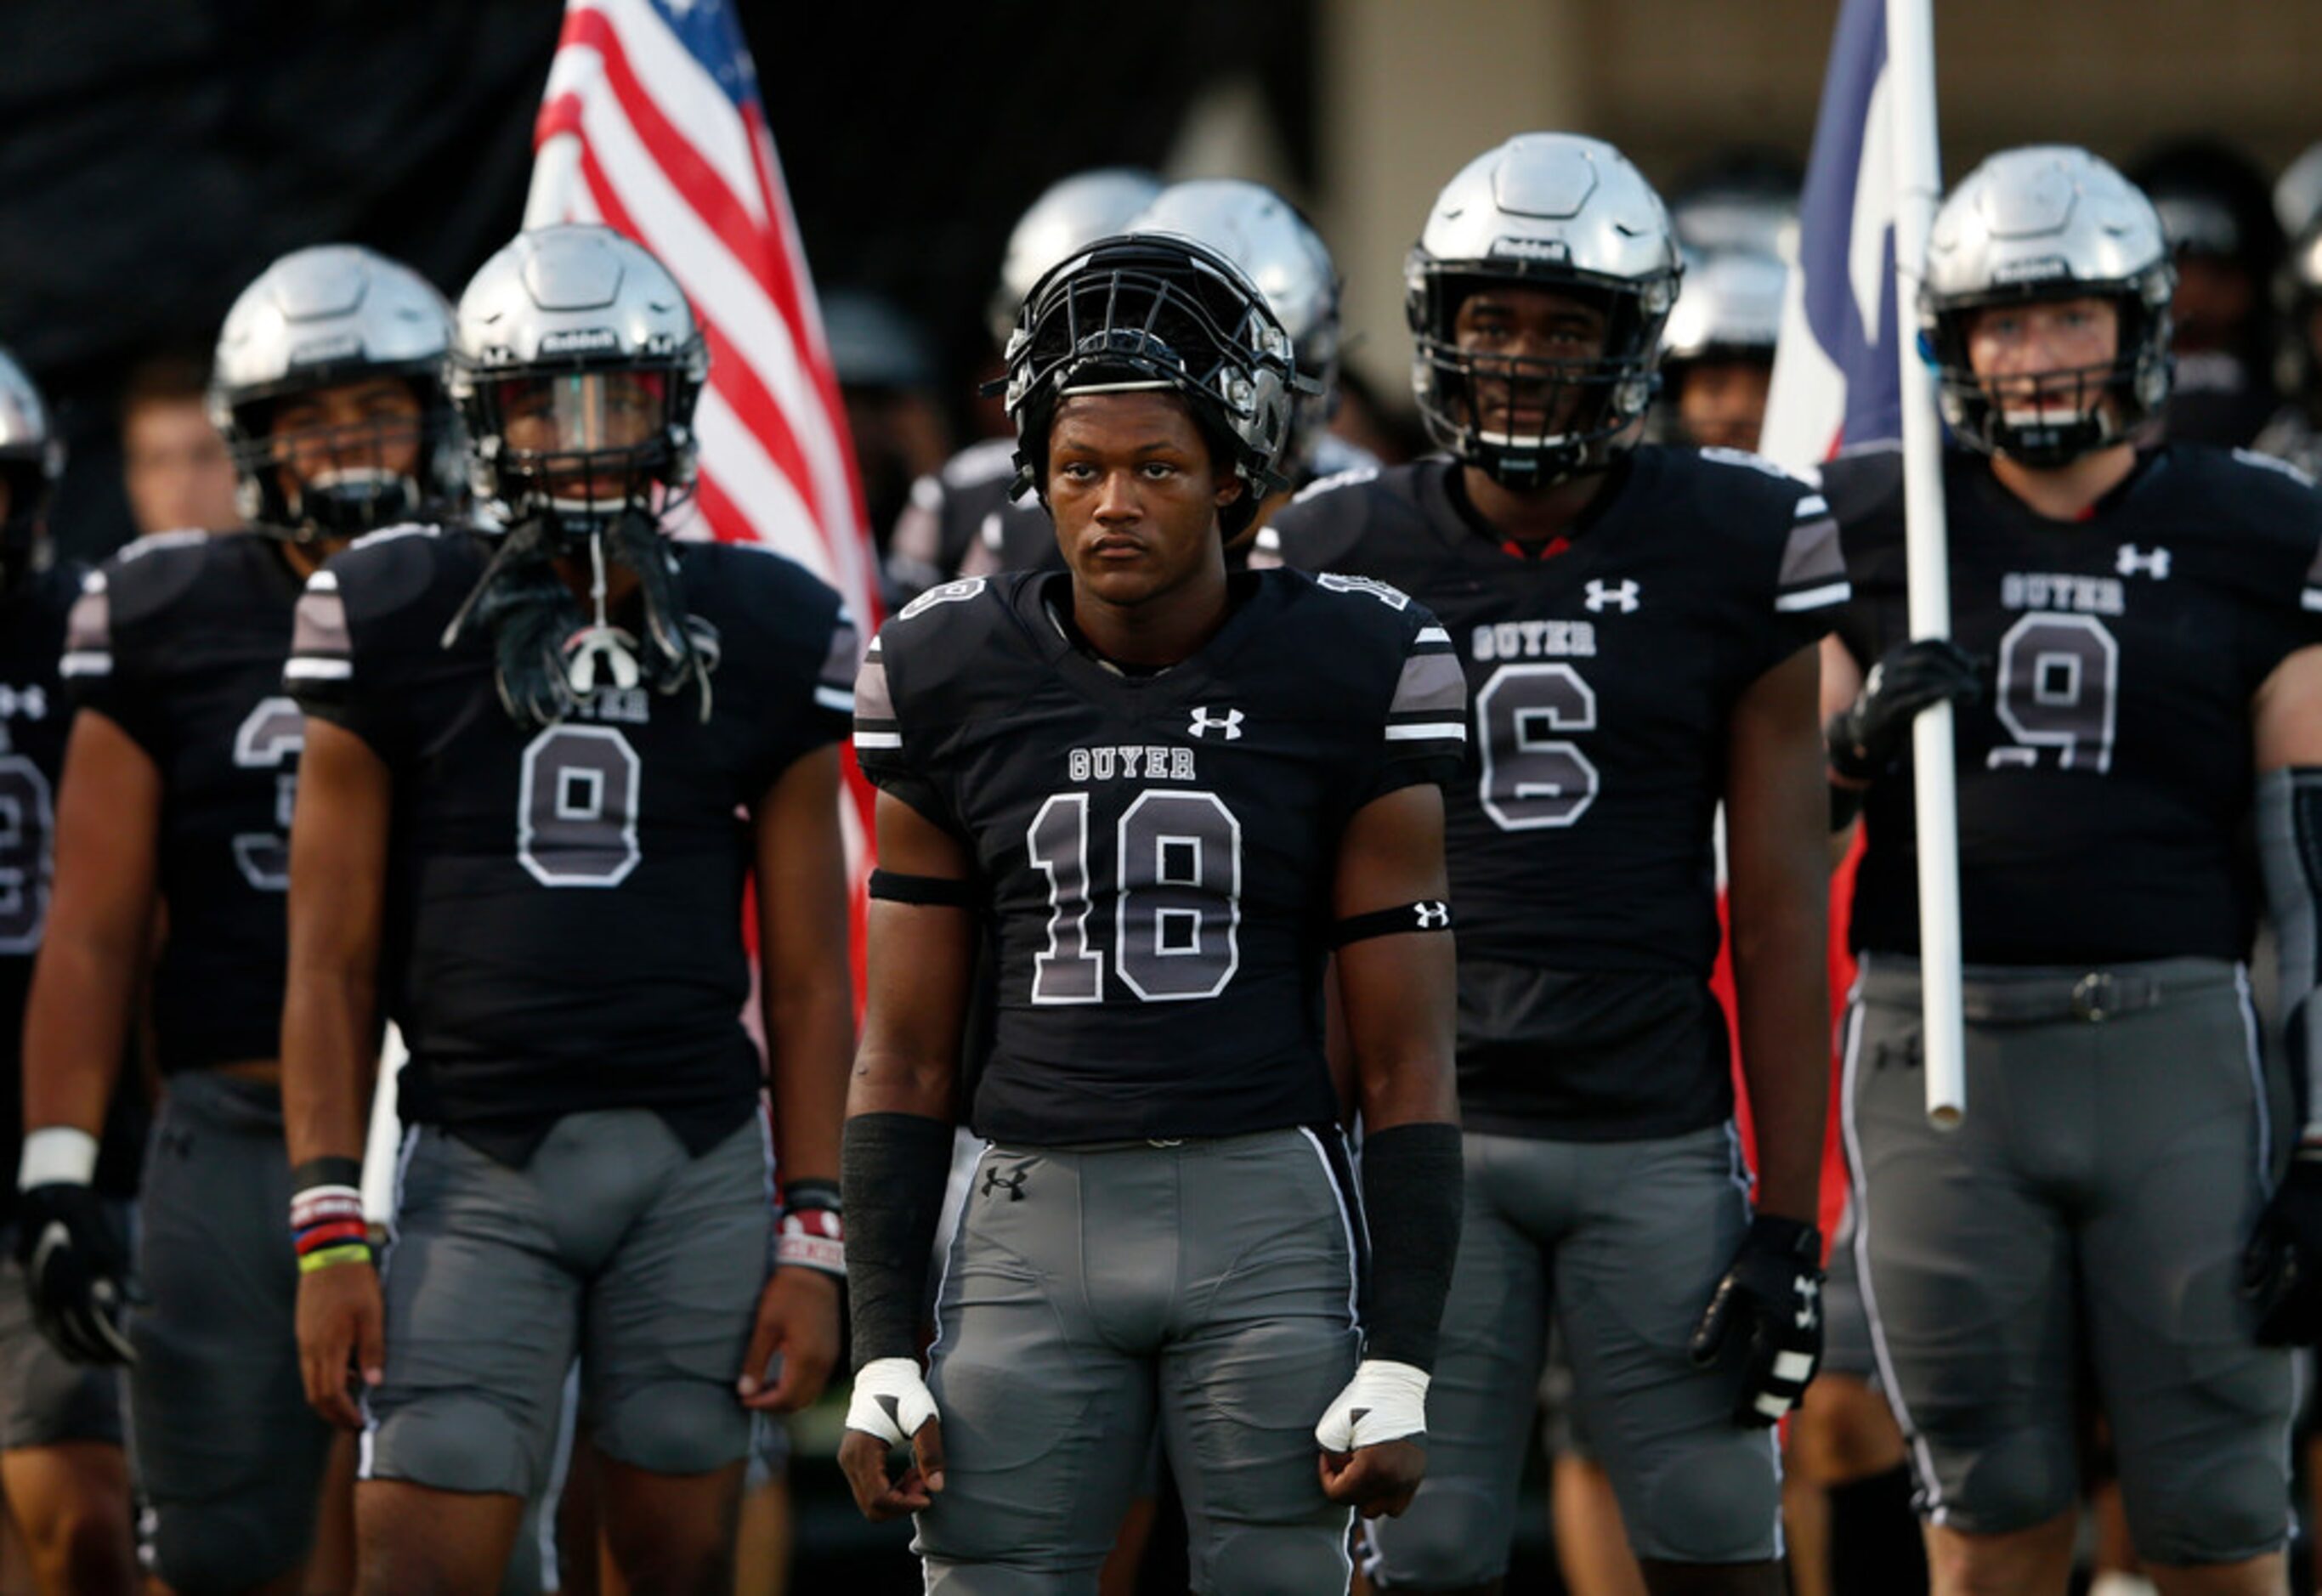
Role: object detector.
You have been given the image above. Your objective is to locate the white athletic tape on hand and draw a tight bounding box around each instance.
[18,1128,98,1189]
[845,1357,940,1446]
[1314,1358,1430,1452]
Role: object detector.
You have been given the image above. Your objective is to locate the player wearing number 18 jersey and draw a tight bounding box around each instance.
[1823,147,2322,1589]
[15,246,460,1596]
[1258,134,1839,1594]
[838,233,1466,1595]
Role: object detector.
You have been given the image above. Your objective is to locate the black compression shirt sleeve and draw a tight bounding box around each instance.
[1357,1121,1464,1370]
[839,1112,956,1367]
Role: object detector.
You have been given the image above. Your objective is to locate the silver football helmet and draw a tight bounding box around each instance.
[1923,145,2174,466]
[1130,178,1345,477]
[2279,141,2322,240]
[211,244,461,542]
[0,347,59,575]
[1000,233,1298,539]
[1661,250,1786,365]
[448,224,711,536]
[1407,133,1682,487]
[988,168,1164,348]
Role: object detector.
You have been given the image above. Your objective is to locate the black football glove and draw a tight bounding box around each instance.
[1690,1214,1824,1427]
[1826,638,1983,783]
[15,1184,139,1366]
[2246,1154,2322,1344]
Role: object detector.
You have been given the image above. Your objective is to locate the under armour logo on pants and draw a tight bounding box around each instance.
[982,1164,1029,1202]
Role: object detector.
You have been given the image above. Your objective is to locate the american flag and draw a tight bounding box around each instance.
[1758,0,1903,473]
[527,0,881,918]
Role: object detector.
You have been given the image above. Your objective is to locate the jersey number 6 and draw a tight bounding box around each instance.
[1477,663,1600,830]
[1026,790,1242,1004]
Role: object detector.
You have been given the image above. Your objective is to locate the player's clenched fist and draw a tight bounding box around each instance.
[839,1357,946,1521]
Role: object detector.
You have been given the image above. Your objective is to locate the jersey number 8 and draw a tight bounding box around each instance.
[1026,790,1242,1004]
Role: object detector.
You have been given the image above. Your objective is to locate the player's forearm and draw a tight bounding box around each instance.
[1729,899,1828,1223]
[1342,942,1460,1134]
[764,970,852,1184]
[20,931,136,1135]
[280,962,377,1167]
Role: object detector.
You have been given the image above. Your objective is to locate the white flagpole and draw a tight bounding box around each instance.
[525,131,584,229]
[1884,0,1965,1129]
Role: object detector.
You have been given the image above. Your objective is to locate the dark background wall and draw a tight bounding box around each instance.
[0,0,1313,558]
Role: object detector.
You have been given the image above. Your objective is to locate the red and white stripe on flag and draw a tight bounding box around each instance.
[528,0,882,982]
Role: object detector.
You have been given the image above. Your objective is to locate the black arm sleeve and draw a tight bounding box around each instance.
[1356,1121,1464,1370]
[839,1112,958,1367]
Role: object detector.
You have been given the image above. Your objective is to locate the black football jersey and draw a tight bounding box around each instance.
[63,530,314,1075]
[0,563,140,1216]
[1259,448,1847,1140]
[854,568,1465,1144]
[288,526,856,1164]
[1829,443,2322,965]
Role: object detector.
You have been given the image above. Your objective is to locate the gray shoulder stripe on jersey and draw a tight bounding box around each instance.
[292,589,353,662]
[1778,513,1847,590]
[64,588,110,657]
[1385,722,1467,742]
[853,730,903,750]
[1775,580,1852,613]
[115,528,210,563]
[2234,447,2319,489]
[853,659,895,723]
[1288,464,1380,504]
[1390,652,1467,720]
[818,616,862,689]
[348,522,439,549]
[58,652,111,678]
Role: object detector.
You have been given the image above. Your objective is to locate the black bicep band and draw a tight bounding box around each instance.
[1332,900,1453,948]
[868,868,977,908]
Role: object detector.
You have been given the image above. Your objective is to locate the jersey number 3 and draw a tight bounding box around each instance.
[1026,790,1241,1003]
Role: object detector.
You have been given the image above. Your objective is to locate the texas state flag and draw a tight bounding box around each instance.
[1759,0,1904,473]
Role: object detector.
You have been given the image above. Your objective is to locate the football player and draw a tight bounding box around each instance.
[280,224,854,1596]
[1657,248,1785,452]
[0,348,142,1596]
[835,232,1467,1593]
[2127,139,2285,450]
[2253,217,2322,479]
[959,176,1378,581]
[1254,132,1839,1596]
[1821,145,2322,1595]
[14,245,459,1596]
[884,168,1162,603]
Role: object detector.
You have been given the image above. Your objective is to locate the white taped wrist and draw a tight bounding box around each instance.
[1314,1357,1430,1452]
[843,1356,939,1447]
[19,1127,99,1190]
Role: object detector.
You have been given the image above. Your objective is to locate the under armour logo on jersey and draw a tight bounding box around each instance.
[1583,579,1640,614]
[0,685,49,722]
[1794,1274,1821,1331]
[982,1164,1029,1202]
[1413,902,1450,930]
[1187,707,1244,740]
[2115,544,2172,580]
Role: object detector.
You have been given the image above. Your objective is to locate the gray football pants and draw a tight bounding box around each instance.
[915,1128,1362,1596]
[1363,1124,1781,1587]
[1843,955,2297,1565]
[130,1071,337,1595]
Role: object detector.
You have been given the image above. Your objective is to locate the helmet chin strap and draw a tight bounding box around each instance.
[562,531,641,695]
